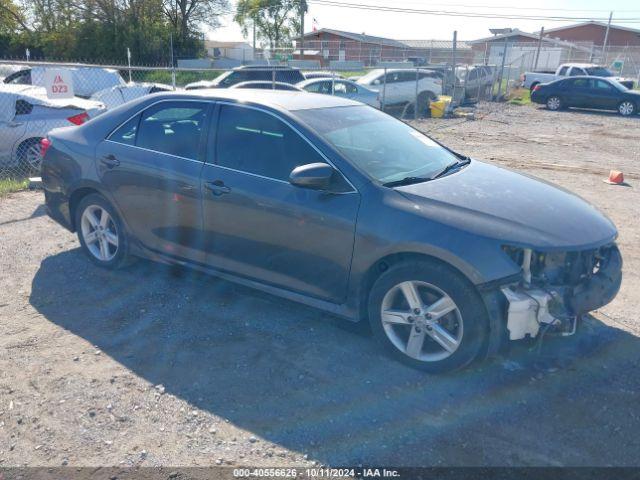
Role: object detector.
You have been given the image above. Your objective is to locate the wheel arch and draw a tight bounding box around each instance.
[355,251,482,322]
[69,187,102,231]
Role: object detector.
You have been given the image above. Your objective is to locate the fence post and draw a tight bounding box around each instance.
[495,37,508,101]
[331,69,336,96]
[170,33,176,90]
[127,47,132,83]
[415,67,419,120]
[381,67,387,111]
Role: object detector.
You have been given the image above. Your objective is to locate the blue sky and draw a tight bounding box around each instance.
[207,0,640,42]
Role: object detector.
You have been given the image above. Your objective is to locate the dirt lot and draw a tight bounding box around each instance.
[1,103,639,468]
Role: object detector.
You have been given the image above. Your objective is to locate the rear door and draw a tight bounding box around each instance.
[199,103,360,302]
[96,100,210,261]
[566,78,591,107]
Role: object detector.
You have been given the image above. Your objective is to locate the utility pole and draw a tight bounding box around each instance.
[602,11,613,63]
[495,35,508,101]
[533,26,544,71]
[299,2,305,59]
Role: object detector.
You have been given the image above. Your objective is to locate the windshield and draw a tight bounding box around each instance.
[585,67,614,77]
[295,106,460,184]
[356,70,383,84]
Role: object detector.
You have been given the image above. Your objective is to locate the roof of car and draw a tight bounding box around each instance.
[157,88,361,111]
[297,78,356,87]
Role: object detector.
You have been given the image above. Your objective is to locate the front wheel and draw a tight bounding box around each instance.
[368,260,488,373]
[618,100,635,116]
[546,96,562,111]
[75,193,131,269]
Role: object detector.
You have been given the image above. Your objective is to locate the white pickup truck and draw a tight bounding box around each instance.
[522,63,635,91]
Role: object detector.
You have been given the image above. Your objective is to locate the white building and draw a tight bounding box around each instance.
[204,41,255,62]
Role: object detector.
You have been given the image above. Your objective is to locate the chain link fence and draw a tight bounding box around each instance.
[4,37,637,180]
[0,57,501,179]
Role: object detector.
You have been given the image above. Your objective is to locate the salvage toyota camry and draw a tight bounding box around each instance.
[41,90,622,372]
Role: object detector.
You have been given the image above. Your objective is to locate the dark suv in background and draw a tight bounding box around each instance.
[185,65,305,90]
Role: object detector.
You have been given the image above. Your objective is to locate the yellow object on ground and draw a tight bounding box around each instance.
[430,95,452,118]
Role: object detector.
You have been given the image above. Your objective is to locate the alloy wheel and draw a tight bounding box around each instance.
[23,142,43,171]
[380,281,463,362]
[80,205,119,262]
[619,101,634,116]
[547,96,561,111]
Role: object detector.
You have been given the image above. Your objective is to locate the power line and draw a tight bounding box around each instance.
[334,0,640,14]
[308,0,640,22]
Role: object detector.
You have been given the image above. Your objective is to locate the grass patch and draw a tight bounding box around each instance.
[508,88,531,106]
[0,178,29,197]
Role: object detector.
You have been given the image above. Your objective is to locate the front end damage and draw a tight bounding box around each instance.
[490,244,622,344]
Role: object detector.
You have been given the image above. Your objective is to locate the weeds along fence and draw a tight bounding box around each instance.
[0,58,499,179]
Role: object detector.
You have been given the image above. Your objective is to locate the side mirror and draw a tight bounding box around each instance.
[289,163,335,190]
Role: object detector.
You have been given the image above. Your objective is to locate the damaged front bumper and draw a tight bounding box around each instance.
[482,243,622,347]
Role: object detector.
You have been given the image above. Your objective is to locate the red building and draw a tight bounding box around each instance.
[542,21,640,47]
[295,28,471,67]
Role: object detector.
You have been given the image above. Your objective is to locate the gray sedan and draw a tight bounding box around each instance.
[41,90,621,373]
[298,78,380,108]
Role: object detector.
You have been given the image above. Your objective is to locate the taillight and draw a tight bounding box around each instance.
[533,84,541,92]
[434,79,442,85]
[67,112,89,125]
[40,138,52,158]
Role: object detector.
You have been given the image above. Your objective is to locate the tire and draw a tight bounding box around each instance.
[75,193,131,269]
[546,95,562,111]
[16,137,43,174]
[618,100,635,116]
[367,260,488,373]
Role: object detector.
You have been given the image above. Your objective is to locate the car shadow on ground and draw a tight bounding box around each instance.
[30,249,640,466]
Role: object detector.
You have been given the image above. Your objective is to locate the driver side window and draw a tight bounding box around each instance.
[215,105,325,182]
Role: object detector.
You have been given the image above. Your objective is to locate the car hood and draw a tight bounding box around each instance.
[394,160,617,251]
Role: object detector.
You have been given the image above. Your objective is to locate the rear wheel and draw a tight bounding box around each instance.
[546,96,562,111]
[75,194,131,269]
[16,137,43,174]
[618,100,635,116]
[368,260,488,373]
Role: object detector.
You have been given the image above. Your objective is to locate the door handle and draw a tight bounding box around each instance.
[100,154,120,168]
[204,180,231,196]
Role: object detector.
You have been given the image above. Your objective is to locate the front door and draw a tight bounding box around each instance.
[96,100,210,261]
[589,79,620,110]
[200,103,360,303]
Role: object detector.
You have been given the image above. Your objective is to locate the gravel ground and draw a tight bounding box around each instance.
[1,102,639,468]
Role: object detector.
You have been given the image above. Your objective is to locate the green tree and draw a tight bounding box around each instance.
[234,0,306,50]
[162,0,228,55]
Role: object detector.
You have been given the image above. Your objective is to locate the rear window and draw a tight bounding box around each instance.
[220,69,304,87]
[136,102,208,160]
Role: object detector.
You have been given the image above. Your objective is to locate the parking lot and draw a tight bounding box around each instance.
[1,102,639,468]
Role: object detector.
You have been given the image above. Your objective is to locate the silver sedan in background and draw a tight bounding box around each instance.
[297,78,380,108]
[0,85,104,172]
